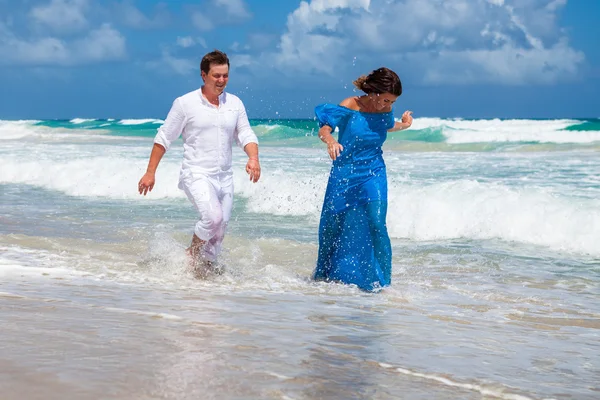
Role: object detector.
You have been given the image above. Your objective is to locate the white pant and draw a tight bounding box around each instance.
[181,174,233,262]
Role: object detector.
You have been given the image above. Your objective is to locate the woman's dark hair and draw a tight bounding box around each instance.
[200,50,230,74]
[353,67,402,96]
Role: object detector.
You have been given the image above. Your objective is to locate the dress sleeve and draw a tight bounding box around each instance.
[387,112,396,130]
[315,104,350,130]
[154,98,186,152]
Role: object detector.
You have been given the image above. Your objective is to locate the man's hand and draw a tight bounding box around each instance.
[246,158,261,183]
[138,172,156,195]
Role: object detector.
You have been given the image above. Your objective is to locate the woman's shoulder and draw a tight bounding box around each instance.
[316,101,355,115]
[315,101,356,127]
[339,96,360,111]
[338,96,393,114]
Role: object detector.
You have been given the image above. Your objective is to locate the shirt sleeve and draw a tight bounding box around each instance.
[154,98,186,152]
[234,100,258,149]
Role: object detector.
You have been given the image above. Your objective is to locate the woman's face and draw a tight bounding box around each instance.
[369,92,398,111]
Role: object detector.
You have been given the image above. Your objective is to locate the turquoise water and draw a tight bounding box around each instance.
[1,117,599,399]
[35,116,600,150]
[565,118,600,131]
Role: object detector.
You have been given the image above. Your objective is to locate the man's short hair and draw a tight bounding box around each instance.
[200,50,230,74]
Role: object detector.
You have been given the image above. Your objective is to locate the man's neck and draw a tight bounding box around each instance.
[201,86,220,106]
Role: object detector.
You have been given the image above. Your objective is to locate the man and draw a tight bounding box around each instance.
[138,50,260,277]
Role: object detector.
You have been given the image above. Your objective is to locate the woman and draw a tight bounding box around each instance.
[313,67,413,291]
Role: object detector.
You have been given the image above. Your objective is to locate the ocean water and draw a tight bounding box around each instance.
[1,116,599,399]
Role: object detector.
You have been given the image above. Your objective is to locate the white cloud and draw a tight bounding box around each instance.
[176,36,207,49]
[272,0,369,75]
[247,33,277,50]
[216,0,251,19]
[0,23,126,66]
[153,35,211,76]
[409,39,584,85]
[229,41,251,52]
[546,0,567,11]
[191,11,214,31]
[29,0,89,33]
[4,36,70,65]
[177,36,196,48]
[230,53,253,70]
[190,0,251,31]
[259,0,584,85]
[116,1,169,29]
[148,50,196,75]
[73,23,126,62]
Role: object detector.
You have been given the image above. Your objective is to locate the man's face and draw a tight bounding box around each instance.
[201,63,229,96]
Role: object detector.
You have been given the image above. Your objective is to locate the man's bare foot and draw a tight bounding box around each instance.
[212,262,225,275]
[193,258,209,279]
[192,259,219,279]
[186,247,199,271]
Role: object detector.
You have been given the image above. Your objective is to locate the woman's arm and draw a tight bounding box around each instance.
[318,125,344,161]
[389,110,413,132]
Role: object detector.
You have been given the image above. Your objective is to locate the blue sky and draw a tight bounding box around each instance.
[0,0,598,119]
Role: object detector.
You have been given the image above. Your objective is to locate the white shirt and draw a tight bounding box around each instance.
[154,88,258,185]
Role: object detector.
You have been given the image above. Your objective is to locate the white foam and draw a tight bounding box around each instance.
[237,172,600,256]
[378,362,535,400]
[0,263,76,278]
[0,120,49,140]
[407,118,600,143]
[118,119,164,125]
[234,168,328,216]
[0,156,186,199]
[410,117,577,132]
[103,307,184,321]
[260,124,281,132]
[2,148,599,255]
[0,247,87,279]
[387,180,600,256]
[444,129,600,144]
[0,119,41,125]
[2,118,598,145]
[70,118,96,124]
[0,120,116,141]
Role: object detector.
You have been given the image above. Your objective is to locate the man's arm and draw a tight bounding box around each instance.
[234,100,261,183]
[138,98,186,195]
[243,142,259,159]
[138,143,165,195]
[243,142,260,183]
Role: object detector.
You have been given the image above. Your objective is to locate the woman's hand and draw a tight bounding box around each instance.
[318,125,343,160]
[401,110,413,128]
[326,140,344,161]
[389,110,414,132]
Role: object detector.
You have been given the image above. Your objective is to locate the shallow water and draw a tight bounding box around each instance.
[1,118,599,399]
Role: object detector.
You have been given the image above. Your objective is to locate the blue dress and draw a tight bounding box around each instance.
[313,104,395,292]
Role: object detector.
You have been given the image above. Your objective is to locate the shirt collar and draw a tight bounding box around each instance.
[199,86,226,106]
